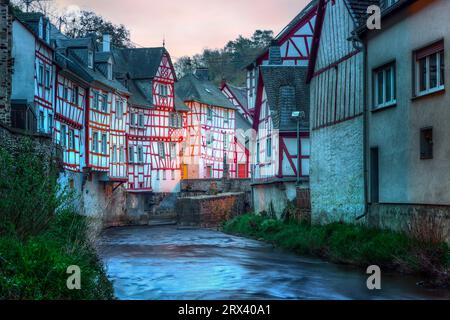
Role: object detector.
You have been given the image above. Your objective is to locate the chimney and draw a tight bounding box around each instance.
[194,67,209,81]
[103,34,111,52]
[268,40,282,65]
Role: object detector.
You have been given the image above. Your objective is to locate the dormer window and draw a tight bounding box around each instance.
[88,51,94,69]
[45,21,50,44]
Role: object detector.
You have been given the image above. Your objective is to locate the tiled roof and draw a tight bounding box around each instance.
[345,0,381,26]
[260,66,309,131]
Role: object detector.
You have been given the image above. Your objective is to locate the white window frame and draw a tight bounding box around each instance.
[45,67,51,88]
[415,49,445,97]
[68,129,75,150]
[119,146,125,163]
[93,132,99,153]
[112,145,117,163]
[206,107,213,121]
[38,64,44,85]
[60,124,67,147]
[88,51,94,69]
[138,113,145,128]
[158,142,165,158]
[116,100,124,119]
[160,84,168,97]
[266,137,272,158]
[137,146,144,163]
[129,146,135,163]
[101,133,108,155]
[373,63,396,109]
[170,142,176,159]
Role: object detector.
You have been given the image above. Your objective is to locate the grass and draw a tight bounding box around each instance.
[223,214,450,287]
[0,142,114,300]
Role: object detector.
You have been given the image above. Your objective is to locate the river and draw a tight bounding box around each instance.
[98,226,450,300]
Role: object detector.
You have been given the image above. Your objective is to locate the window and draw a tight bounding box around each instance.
[160,84,169,97]
[129,146,135,163]
[415,41,445,96]
[156,170,160,180]
[169,113,176,127]
[45,67,51,88]
[63,87,69,101]
[224,110,229,124]
[119,146,125,163]
[72,87,79,105]
[207,107,213,121]
[170,143,176,159]
[93,132,99,152]
[373,63,396,109]
[101,94,108,112]
[256,142,260,163]
[206,132,213,146]
[116,100,124,119]
[38,64,44,85]
[420,127,433,160]
[112,145,117,163]
[39,111,45,131]
[171,170,175,180]
[101,134,107,154]
[93,92,100,110]
[88,51,94,69]
[60,125,67,147]
[48,114,53,133]
[158,142,165,158]
[266,137,272,158]
[162,170,167,180]
[138,114,145,127]
[68,129,75,149]
[138,146,144,163]
[130,113,136,126]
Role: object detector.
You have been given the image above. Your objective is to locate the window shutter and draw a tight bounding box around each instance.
[416,41,444,60]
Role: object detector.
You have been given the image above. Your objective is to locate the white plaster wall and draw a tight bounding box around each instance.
[151,169,181,193]
[310,117,365,224]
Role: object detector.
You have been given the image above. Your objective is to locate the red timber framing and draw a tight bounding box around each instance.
[184,101,237,179]
[127,105,152,191]
[109,94,129,181]
[278,132,310,178]
[54,70,87,172]
[34,40,54,135]
[86,87,112,172]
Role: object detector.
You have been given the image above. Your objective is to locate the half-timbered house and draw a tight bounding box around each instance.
[251,48,310,216]
[246,1,318,112]
[177,68,239,179]
[113,47,188,194]
[11,12,54,134]
[307,0,367,224]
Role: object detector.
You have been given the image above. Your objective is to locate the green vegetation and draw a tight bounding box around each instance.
[223,214,450,287]
[0,142,113,300]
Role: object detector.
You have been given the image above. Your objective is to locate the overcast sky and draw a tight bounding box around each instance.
[53,0,310,59]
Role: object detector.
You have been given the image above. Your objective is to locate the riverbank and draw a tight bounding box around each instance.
[0,144,113,300]
[222,214,450,288]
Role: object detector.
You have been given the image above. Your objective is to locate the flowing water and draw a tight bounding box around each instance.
[98,226,450,300]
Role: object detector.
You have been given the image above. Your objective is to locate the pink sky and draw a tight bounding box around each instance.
[54,0,310,60]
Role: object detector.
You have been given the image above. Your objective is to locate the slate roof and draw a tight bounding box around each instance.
[226,84,248,110]
[235,111,252,131]
[176,74,236,110]
[113,47,171,80]
[55,36,129,94]
[260,66,309,132]
[345,0,381,26]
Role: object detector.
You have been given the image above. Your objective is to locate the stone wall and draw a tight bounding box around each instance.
[310,117,365,224]
[0,122,60,162]
[368,204,450,244]
[0,0,12,126]
[177,192,246,228]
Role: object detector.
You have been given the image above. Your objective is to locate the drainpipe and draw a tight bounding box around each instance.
[351,32,369,222]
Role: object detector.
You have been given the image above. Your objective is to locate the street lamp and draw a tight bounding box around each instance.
[292,111,306,185]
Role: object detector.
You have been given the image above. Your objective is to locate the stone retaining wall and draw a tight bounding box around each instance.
[368,203,450,244]
[176,192,246,228]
